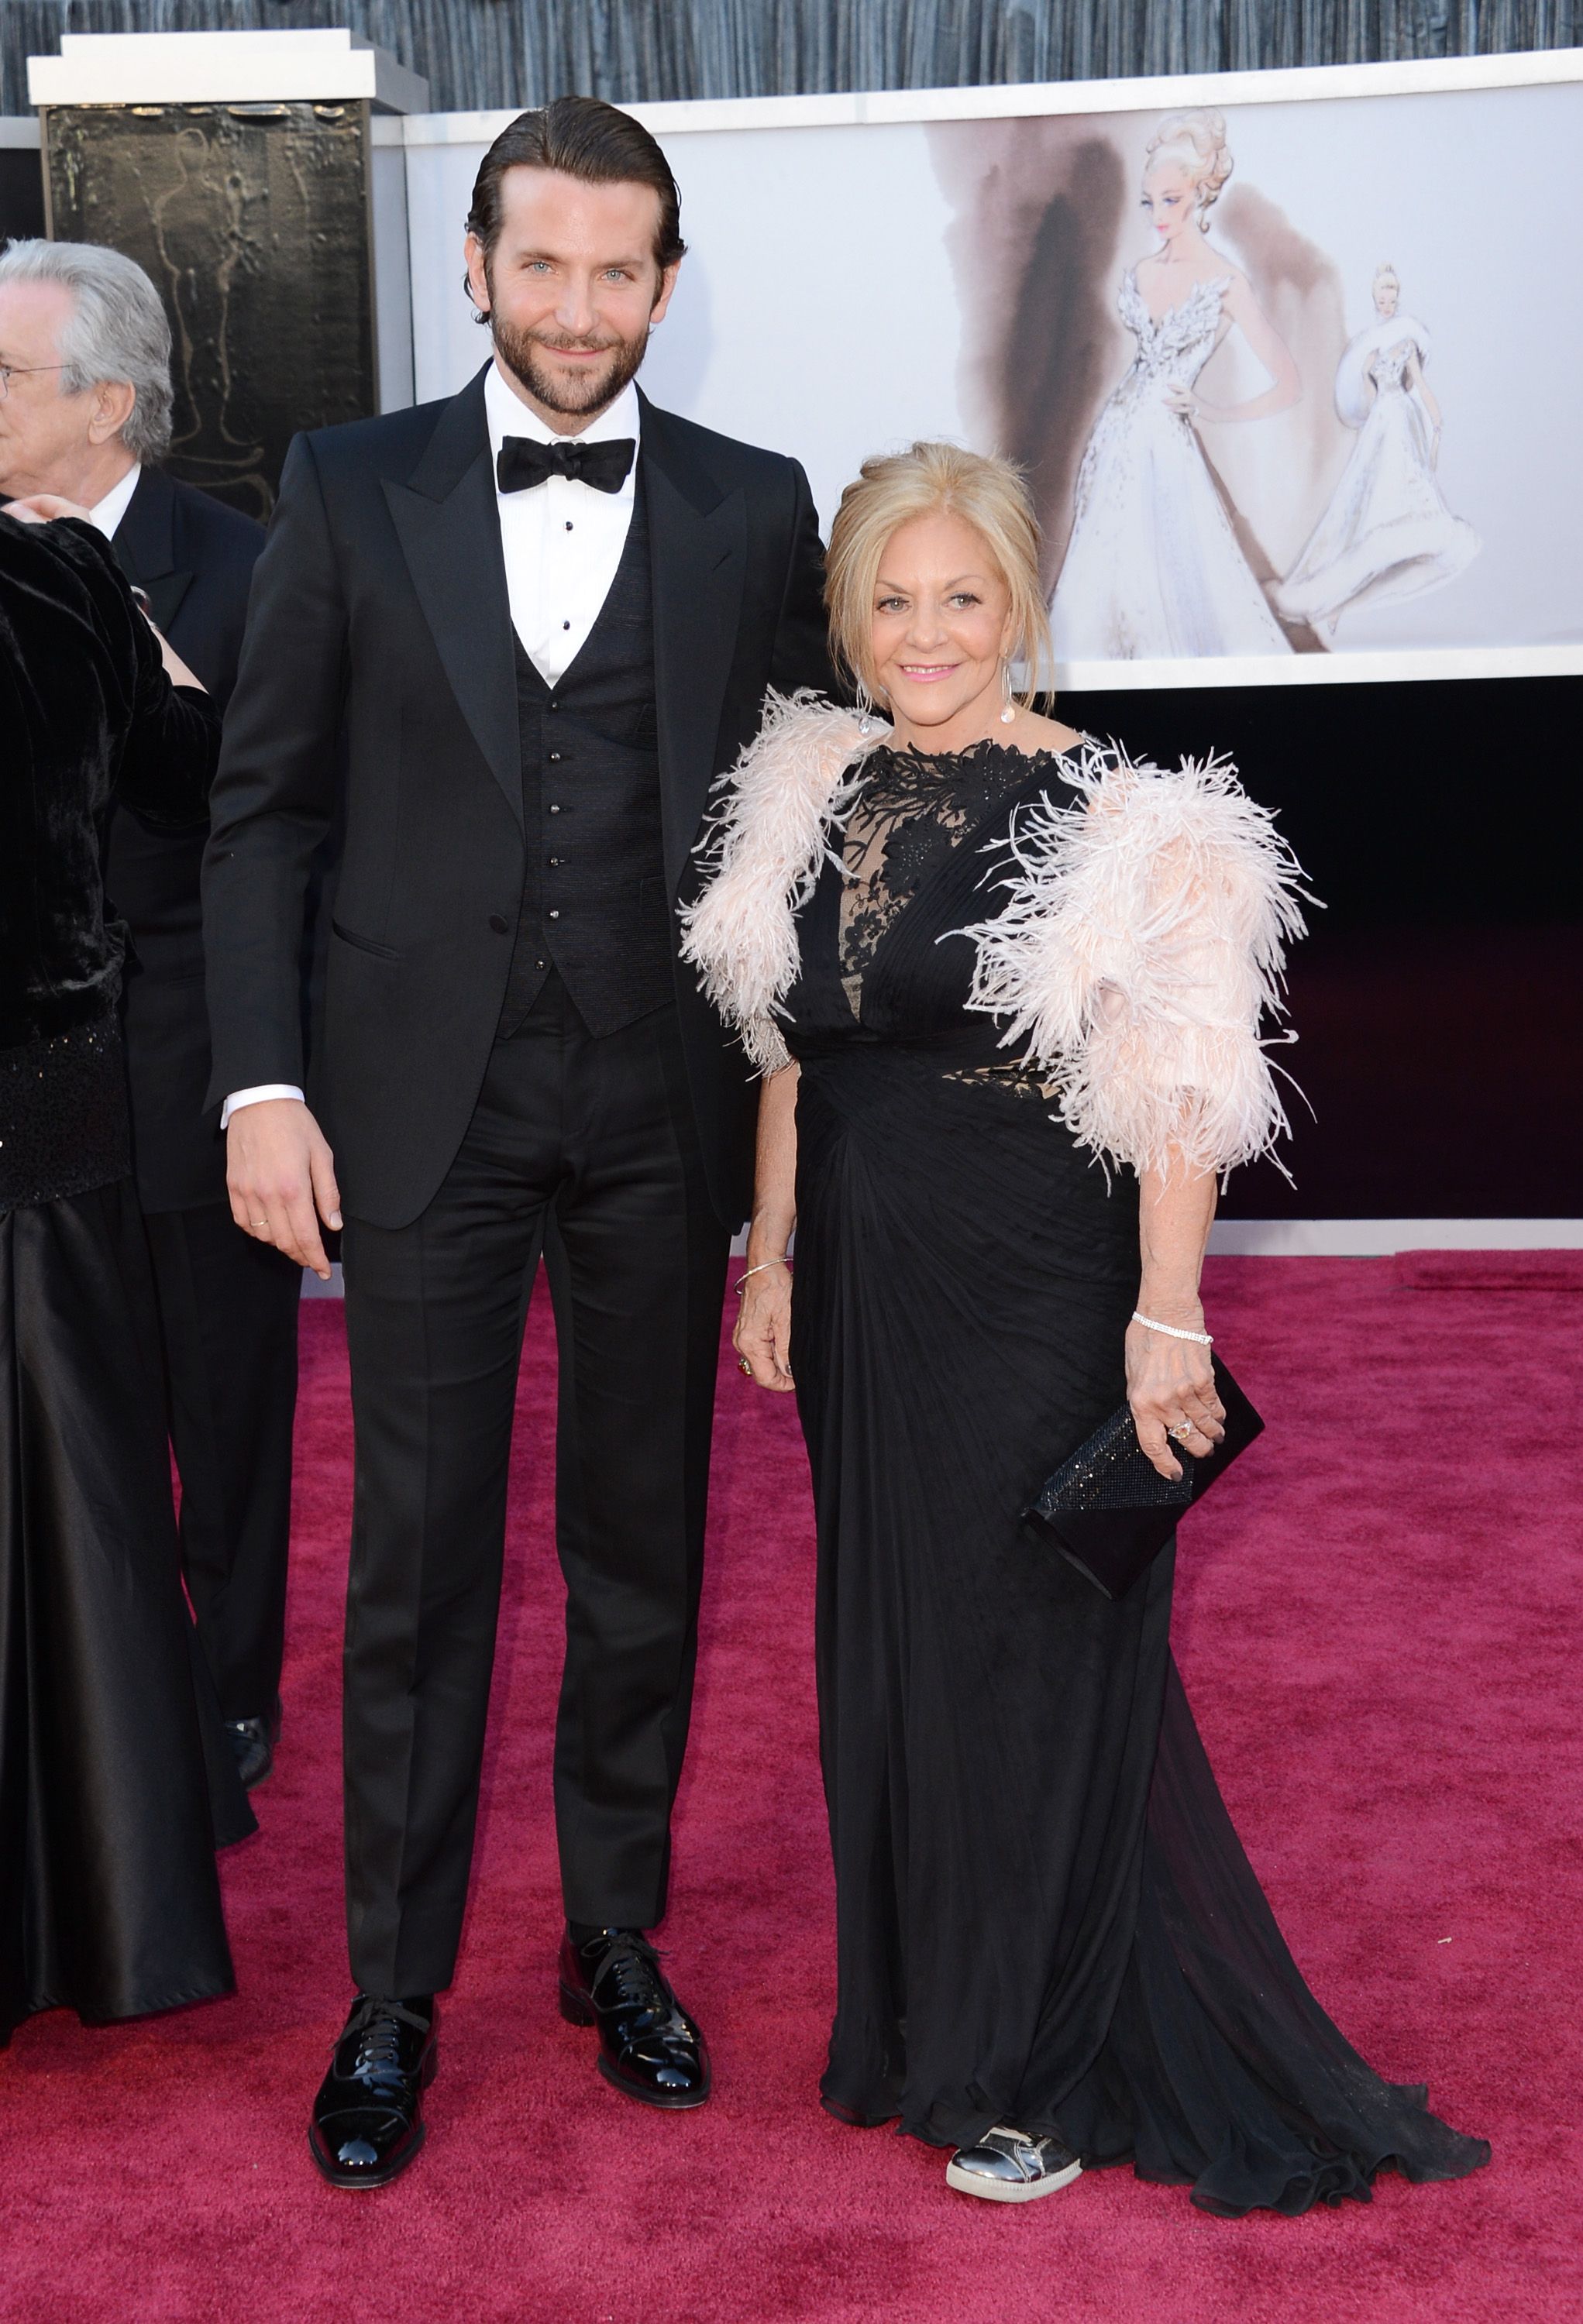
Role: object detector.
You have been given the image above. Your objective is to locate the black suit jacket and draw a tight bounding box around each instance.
[201,368,831,1231]
[106,467,265,1210]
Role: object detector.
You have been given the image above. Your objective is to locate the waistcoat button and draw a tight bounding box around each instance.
[487,914,508,935]
[548,909,561,920]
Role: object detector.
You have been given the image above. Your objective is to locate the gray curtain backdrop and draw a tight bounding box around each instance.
[3,2,1579,116]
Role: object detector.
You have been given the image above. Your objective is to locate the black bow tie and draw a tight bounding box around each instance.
[496,436,636,496]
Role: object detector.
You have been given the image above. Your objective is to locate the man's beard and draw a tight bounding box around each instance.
[489,309,649,420]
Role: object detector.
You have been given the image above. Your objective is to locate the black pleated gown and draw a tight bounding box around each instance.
[1,511,249,2043]
[779,738,1487,2216]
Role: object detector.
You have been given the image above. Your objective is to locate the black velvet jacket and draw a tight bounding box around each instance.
[1,513,219,1209]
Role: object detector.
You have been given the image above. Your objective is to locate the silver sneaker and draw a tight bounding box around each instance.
[945,2125,1083,2203]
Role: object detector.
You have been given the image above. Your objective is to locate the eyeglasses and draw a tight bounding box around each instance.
[0,363,67,399]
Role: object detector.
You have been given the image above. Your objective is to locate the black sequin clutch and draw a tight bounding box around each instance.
[1026,1360,1263,1600]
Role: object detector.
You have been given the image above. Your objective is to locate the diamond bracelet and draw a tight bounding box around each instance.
[1131,1310,1213,1346]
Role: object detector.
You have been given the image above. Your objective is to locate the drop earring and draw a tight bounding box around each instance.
[999,660,1017,725]
[855,679,876,737]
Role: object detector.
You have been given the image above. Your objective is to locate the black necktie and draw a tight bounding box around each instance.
[496,436,636,495]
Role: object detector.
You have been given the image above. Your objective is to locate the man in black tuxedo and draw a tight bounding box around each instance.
[0,239,298,1790]
[203,99,829,2186]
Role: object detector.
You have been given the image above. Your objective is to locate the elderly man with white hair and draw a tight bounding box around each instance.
[0,239,298,1793]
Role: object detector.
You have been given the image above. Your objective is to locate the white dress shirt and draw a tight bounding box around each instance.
[224,362,643,1127]
[484,358,641,685]
[88,460,142,541]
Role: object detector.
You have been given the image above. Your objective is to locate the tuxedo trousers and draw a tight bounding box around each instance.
[143,1202,300,1723]
[339,974,729,1997]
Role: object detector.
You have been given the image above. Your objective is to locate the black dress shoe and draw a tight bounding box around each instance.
[223,1697,281,1789]
[558,1927,711,2109]
[308,1995,438,2189]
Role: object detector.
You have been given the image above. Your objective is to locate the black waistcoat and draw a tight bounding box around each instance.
[498,474,672,1039]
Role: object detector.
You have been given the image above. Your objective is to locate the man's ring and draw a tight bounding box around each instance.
[738,1356,753,1376]
[253,1218,270,1231]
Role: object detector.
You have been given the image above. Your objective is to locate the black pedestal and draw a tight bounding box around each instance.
[43,99,382,518]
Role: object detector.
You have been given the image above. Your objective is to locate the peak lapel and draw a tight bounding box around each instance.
[112,468,194,628]
[382,366,521,830]
[641,397,745,896]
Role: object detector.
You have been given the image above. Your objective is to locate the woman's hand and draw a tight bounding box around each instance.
[1164,382,1201,423]
[733,1259,793,1391]
[3,491,94,524]
[1126,1315,1226,1481]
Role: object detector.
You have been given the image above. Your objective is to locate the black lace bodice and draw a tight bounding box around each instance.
[835,738,1069,1009]
[782,736,1096,1062]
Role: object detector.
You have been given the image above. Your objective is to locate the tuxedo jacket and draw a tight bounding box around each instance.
[105,467,265,1210]
[201,367,831,1230]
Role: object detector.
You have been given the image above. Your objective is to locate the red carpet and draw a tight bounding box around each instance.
[2,1257,1578,2322]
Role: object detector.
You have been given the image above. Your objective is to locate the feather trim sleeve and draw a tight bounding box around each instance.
[679,689,878,1073]
[959,744,1312,1180]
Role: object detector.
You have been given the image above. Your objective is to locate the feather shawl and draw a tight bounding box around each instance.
[680,689,883,1072]
[958,742,1311,1180]
[682,698,1311,1181]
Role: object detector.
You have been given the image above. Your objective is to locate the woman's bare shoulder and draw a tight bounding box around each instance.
[1013,709,1087,760]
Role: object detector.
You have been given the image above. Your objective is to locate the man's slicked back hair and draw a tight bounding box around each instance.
[466,95,687,296]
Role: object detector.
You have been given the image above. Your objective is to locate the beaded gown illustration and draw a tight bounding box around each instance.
[700,721,1489,2214]
[1050,270,1292,661]
[1276,321,1478,629]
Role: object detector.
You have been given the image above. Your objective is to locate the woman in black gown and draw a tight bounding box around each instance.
[1,504,249,2044]
[683,442,1487,2215]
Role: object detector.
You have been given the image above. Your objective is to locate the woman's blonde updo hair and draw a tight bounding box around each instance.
[824,440,1051,708]
[1372,261,1401,299]
[1144,108,1234,229]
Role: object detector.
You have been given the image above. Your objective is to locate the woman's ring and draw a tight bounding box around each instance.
[253,1218,270,1231]
[738,1356,753,1376]
[1170,1421,1194,1442]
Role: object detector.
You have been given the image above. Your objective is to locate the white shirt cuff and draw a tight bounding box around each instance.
[221,1085,305,1129]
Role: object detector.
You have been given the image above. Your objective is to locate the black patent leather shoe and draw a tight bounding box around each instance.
[308,1995,437,2189]
[224,1697,281,1789]
[558,1928,711,2109]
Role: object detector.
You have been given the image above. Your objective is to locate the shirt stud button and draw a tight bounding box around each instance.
[549,803,561,813]
[548,909,561,920]
[548,751,562,763]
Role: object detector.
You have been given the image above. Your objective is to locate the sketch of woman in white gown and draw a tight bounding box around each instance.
[1049,111,1299,662]
[1275,266,1478,634]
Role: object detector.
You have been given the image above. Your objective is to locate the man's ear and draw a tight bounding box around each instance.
[88,379,136,446]
[463,232,491,318]
[649,257,683,330]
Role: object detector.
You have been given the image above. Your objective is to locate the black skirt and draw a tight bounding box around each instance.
[1,1177,249,2040]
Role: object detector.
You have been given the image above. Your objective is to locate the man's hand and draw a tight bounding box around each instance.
[226,1099,342,1280]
